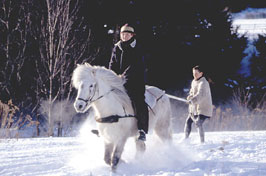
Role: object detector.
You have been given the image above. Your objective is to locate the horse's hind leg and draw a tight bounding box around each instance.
[111,140,126,171]
[154,106,173,143]
[104,142,114,165]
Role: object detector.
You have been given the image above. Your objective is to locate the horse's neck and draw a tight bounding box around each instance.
[97,80,109,96]
[93,81,131,117]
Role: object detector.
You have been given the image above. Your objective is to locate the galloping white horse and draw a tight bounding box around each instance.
[72,63,172,170]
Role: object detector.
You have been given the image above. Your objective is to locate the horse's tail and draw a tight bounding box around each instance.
[165,93,189,104]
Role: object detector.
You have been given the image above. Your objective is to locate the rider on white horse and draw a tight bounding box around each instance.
[109,23,148,141]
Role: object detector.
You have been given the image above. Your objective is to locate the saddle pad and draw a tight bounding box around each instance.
[145,85,165,109]
[145,90,156,109]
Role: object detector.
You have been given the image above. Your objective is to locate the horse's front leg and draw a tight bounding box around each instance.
[111,140,126,171]
[104,142,114,165]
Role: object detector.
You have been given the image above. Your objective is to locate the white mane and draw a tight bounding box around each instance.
[72,63,132,112]
[72,64,93,88]
[94,65,126,93]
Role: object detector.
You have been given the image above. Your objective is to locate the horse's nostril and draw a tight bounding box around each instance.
[79,105,83,109]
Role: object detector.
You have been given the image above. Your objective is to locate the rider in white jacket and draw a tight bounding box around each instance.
[185,65,213,143]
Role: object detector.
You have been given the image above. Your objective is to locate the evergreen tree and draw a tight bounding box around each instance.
[249,35,266,83]
[187,0,248,102]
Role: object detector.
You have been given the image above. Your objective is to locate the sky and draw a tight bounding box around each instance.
[1,118,266,176]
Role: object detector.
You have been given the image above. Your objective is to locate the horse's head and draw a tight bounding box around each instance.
[72,63,98,113]
[72,63,130,113]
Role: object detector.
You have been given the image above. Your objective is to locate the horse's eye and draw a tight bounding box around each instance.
[90,85,93,88]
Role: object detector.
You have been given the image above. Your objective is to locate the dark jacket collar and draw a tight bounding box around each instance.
[195,76,204,81]
[116,37,136,50]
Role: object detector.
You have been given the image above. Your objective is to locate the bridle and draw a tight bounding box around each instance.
[77,82,134,123]
[77,83,115,106]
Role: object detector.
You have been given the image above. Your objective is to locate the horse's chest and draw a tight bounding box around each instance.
[97,119,136,143]
[98,124,123,142]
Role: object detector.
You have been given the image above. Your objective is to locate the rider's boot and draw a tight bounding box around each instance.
[138,129,146,141]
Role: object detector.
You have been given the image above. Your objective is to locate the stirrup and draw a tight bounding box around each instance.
[91,129,99,137]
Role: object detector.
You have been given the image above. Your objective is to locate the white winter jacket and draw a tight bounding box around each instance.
[187,76,213,117]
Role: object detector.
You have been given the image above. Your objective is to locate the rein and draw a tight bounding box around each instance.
[77,81,138,124]
[78,87,135,123]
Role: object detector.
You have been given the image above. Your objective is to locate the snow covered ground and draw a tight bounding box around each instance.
[1,127,266,176]
[232,8,266,40]
[232,18,266,39]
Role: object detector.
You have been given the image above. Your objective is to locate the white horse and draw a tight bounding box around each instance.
[72,63,173,170]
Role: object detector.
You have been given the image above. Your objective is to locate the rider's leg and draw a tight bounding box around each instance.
[125,82,148,141]
[133,96,149,141]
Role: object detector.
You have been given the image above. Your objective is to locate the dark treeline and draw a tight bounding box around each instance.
[80,0,249,101]
[226,0,266,13]
[0,0,265,136]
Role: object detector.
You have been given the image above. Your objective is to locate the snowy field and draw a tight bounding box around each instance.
[232,18,266,39]
[232,8,266,40]
[1,129,266,176]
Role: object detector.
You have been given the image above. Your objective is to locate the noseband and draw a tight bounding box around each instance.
[77,83,97,105]
[77,97,90,103]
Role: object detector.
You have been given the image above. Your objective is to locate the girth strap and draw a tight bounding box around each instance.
[96,114,134,123]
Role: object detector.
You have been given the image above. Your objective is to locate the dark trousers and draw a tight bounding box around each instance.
[184,114,210,143]
[128,93,149,134]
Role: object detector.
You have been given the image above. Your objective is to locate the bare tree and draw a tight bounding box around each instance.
[36,0,90,136]
[0,0,30,101]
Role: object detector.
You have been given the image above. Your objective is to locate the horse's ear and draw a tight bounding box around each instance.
[119,74,127,83]
[85,62,92,67]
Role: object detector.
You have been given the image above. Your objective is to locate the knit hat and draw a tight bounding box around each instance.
[120,24,135,33]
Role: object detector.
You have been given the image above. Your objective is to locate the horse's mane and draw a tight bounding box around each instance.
[72,63,132,112]
[94,66,126,93]
[72,64,92,88]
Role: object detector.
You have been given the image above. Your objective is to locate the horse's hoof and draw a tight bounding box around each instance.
[110,155,119,171]
[111,165,117,172]
[104,155,111,165]
[136,140,146,152]
[104,159,111,166]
